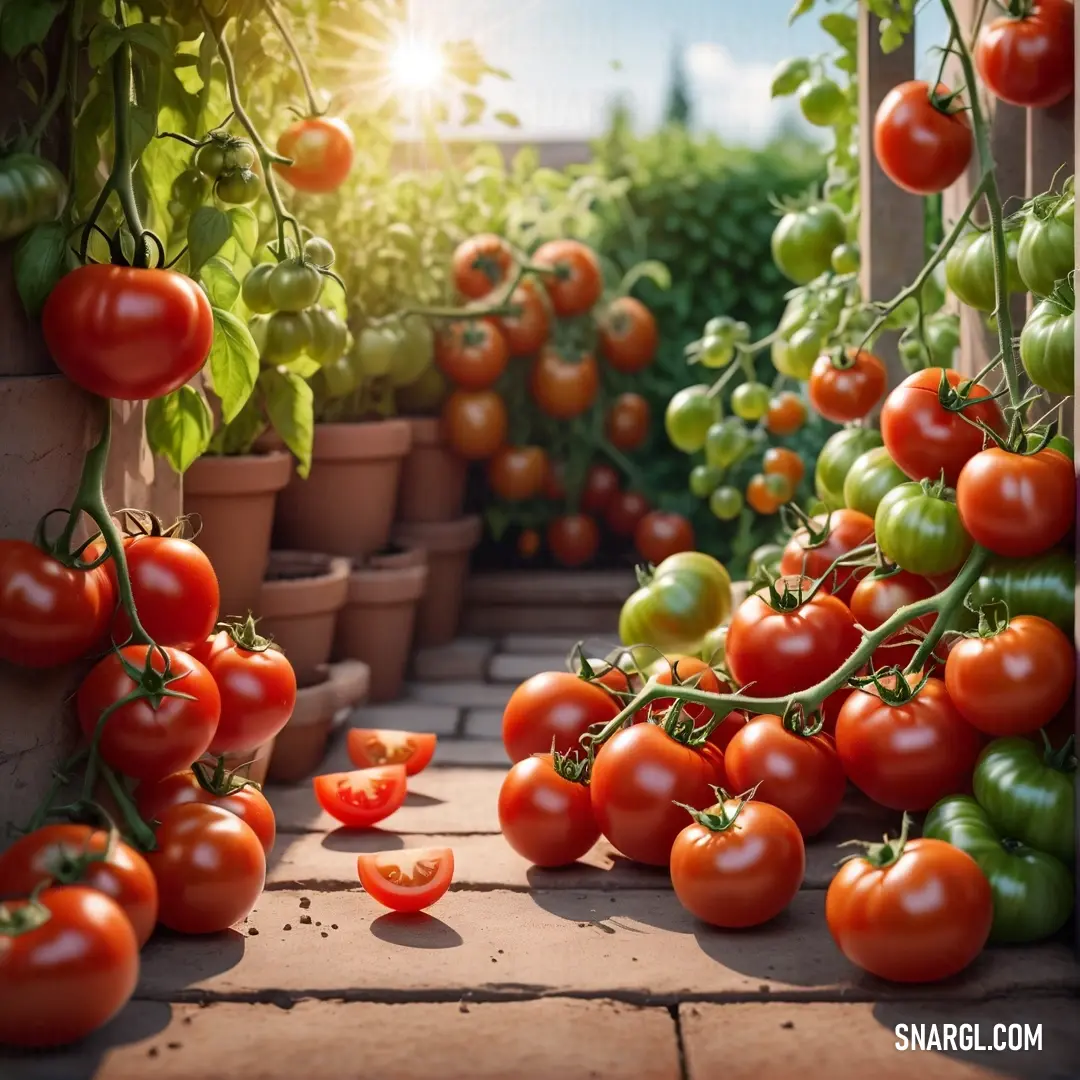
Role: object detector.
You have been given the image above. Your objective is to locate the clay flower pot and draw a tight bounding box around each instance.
[334,553,428,703]
[274,421,412,558]
[267,660,370,784]
[183,452,293,619]
[397,417,468,524]
[221,737,277,788]
[393,515,482,648]
[257,551,350,685]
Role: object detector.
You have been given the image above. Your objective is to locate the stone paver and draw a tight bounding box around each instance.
[405,681,515,709]
[136,887,1080,1003]
[466,570,636,606]
[344,701,462,735]
[462,707,503,739]
[461,605,621,636]
[429,739,509,767]
[500,633,622,656]
[411,638,496,682]
[680,1000,1078,1080]
[487,653,569,683]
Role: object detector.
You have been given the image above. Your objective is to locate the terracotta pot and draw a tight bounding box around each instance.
[267,660,370,784]
[397,417,468,524]
[274,421,412,558]
[368,542,427,572]
[221,737,277,787]
[183,452,293,620]
[334,557,428,703]
[258,551,350,685]
[393,516,482,648]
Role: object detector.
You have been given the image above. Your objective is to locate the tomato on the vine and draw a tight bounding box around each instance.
[765,391,807,435]
[771,202,846,284]
[1020,291,1074,395]
[453,234,514,298]
[530,347,599,419]
[435,319,508,390]
[440,389,507,460]
[709,486,743,520]
[496,280,549,355]
[214,168,261,205]
[944,227,1025,312]
[842,446,907,518]
[808,349,886,423]
[875,481,972,578]
[779,508,875,604]
[800,77,846,126]
[745,473,789,515]
[581,463,621,515]
[1017,191,1074,297]
[606,392,650,451]
[547,514,600,568]
[502,671,619,762]
[605,490,650,537]
[638,655,724,726]
[815,427,883,510]
[730,381,771,422]
[634,511,695,564]
[357,847,454,913]
[274,115,354,193]
[849,569,937,673]
[487,445,546,501]
[313,765,408,829]
[347,729,437,777]
[532,239,603,315]
[517,528,541,559]
[665,385,718,453]
[599,296,658,372]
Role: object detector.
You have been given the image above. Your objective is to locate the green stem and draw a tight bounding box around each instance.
[110,24,150,268]
[735,329,782,356]
[906,547,988,670]
[62,0,84,222]
[263,0,322,117]
[25,4,74,152]
[24,749,88,832]
[706,360,743,399]
[100,763,156,850]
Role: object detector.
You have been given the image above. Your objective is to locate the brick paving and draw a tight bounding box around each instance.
[4,632,1077,1080]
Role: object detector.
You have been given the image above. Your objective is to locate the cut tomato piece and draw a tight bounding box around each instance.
[347,729,437,776]
[356,846,454,913]
[313,766,407,828]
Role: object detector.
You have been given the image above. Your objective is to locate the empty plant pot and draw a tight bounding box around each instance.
[368,542,427,572]
[258,551,350,685]
[267,660,370,784]
[397,417,468,524]
[183,451,293,620]
[333,554,428,703]
[393,515,482,648]
[273,421,412,558]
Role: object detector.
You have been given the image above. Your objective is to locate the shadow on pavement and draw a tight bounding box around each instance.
[369,911,464,949]
[142,925,247,986]
[403,790,445,807]
[319,826,407,853]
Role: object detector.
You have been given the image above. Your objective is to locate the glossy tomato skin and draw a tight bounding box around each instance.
[487,446,546,501]
[670,800,805,927]
[502,671,619,762]
[313,765,408,829]
[547,514,600,567]
[640,655,725,726]
[880,368,1005,485]
[779,509,875,605]
[498,755,600,866]
[590,723,725,866]
[606,392,650,451]
[842,446,908,519]
[530,347,599,419]
[136,769,277,855]
[815,427,883,510]
[440,389,508,460]
[956,447,1074,558]
[274,115,354,193]
[0,540,111,667]
[77,645,221,782]
[634,511,695,565]
[532,239,603,316]
[849,569,937,672]
[496,280,549,355]
[724,716,846,837]
[765,391,807,436]
[42,265,213,400]
[875,482,973,578]
[975,0,1074,108]
[826,838,992,983]
[356,847,454,913]
[434,319,509,390]
[347,728,437,777]
[873,81,973,195]
[962,548,1075,633]
[599,296,658,372]
[808,349,887,423]
[453,234,514,298]
[834,677,982,811]
[605,491,650,537]
[0,824,158,947]
[0,887,139,1048]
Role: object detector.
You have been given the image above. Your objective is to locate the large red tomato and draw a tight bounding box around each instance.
[42,266,214,400]
[274,116,354,193]
[440,389,508,460]
[532,240,604,315]
[779,509,875,605]
[849,570,938,673]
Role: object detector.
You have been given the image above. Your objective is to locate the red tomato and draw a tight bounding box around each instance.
[880,368,1006,485]
[634,511,695,564]
[762,446,805,490]
[849,570,938,673]
[944,615,1074,737]
[599,296,659,373]
[496,280,549,355]
[827,834,992,983]
[724,714,847,837]
[873,81,973,195]
[440,389,508,460]
[975,0,1074,109]
[0,540,111,667]
[581,463,621,515]
[670,797,805,927]
[502,671,620,762]
[808,349,887,423]
[590,723,725,866]
[347,729,438,776]
[532,239,604,316]
[547,514,601,567]
[77,645,221,782]
[274,115,354,193]
[834,676,982,810]
[707,711,749,752]
[765,391,807,436]
[498,754,600,867]
[517,528,541,559]
[779,509,875,605]
[313,765,408,828]
[145,803,266,934]
[434,318,509,390]
[605,491,650,537]
[639,655,724,726]
[0,824,158,947]
[356,847,454,913]
[606,392,651,451]
[136,768,277,855]
[0,886,139,1048]
[42,265,214,400]
[530,347,599,419]
[956,447,1074,558]
[487,446,546,502]
[584,658,631,695]
[453,234,514,299]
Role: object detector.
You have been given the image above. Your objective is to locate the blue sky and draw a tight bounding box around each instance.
[408,0,950,144]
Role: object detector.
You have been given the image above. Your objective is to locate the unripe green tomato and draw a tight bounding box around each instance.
[773,325,821,380]
[799,78,847,127]
[247,314,269,354]
[307,306,350,367]
[171,168,209,211]
[321,354,359,398]
[262,311,313,363]
[704,315,737,339]
[698,333,735,369]
[304,235,336,268]
[224,140,256,171]
[831,242,860,274]
[709,486,744,521]
[268,259,323,312]
[730,381,771,421]
[705,417,748,469]
[195,141,227,179]
[242,263,276,315]
[689,464,723,498]
[665,385,718,453]
[882,295,920,331]
[732,321,751,343]
[355,326,400,378]
[215,167,262,206]
[390,314,435,388]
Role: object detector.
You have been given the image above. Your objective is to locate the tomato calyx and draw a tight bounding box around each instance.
[780,701,826,738]
[758,574,820,613]
[934,367,1009,430]
[675,783,761,833]
[968,597,1012,639]
[551,747,592,785]
[1002,0,1036,18]
[190,756,262,798]
[213,614,280,655]
[837,812,913,869]
[1039,730,1077,774]
[0,895,52,938]
[849,666,930,706]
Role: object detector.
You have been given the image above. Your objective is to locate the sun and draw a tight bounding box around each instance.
[388,39,444,91]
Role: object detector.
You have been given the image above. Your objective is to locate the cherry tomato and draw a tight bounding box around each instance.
[440,389,508,460]
[634,511,695,564]
[541,457,566,501]
[605,491,650,537]
[532,239,603,315]
[498,754,600,867]
[762,446,805,490]
[496,279,549,355]
[590,723,725,866]
[434,319,509,390]
[214,167,261,205]
[581,463,621,516]
[599,296,658,372]
[547,514,600,567]
[487,446,546,501]
[530,347,599,419]
[849,570,938,672]
[313,765,408,828]
[517,528,541,559]
[453,234,514,298]
[356,847,454,913]
[347,728,438,776]
[606,392,650,451]
[274,115,354,193]
[502,671,620,762]
[746,474,789,515]
[808,349,887,423]
[765,391,807,436]
[779,508,874,604]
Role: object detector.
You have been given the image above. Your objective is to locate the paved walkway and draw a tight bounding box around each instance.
[5,634,1078,1080]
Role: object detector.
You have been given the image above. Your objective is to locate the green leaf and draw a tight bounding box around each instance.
[124,22,172,59]
[207,307,259,422]
[461,91,485,126]
[145,386,214,474]
[820,12,857,53]
[494,111,521,128]
[88,22,124,67]
[188,206,231,274]
[129,104,157,162]
[227,206,259,255]
[1,0,64,59]
[788,0,814,23]
[259,367,314,478]
[13,222,68,318]
[620,259,672,295]
[770,57,810,98]
[279,355,321,378]
[199,256,240,310]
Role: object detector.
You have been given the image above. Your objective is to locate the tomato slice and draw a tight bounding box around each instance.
[347,729,437,776]
[356,846,455,913]
[312,766,407,828]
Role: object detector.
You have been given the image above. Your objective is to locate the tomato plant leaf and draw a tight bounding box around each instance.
[124,22,173,60]
[460,91,485,126]
[129,103,158,162]
[485,506,511,541]
[13,222,68,318]
[788,0,814,23]
[188,205,232,274]
[0,0,64,58]
[819,13,857,54]
[770,57,810,98]
[227,206,259,255]
[199,256,240,310]
[279,355,322,378]
[206,307,259,423]
[260,367,314,478]
[146,386,214,474]
[87,22,124,68]
[494,111,521,128]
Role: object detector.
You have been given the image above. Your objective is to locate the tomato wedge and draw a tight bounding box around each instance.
[346,729,437,776]
[313,766,407,828]
[356,846,454,913]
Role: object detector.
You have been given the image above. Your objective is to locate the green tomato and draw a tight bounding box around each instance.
[830,242,860,275]
[395,363,449,414]
[875,482,973,577]
[771,202,847,285]
[223,140,256,171]
[730,381,770,421]
[842,446,908,518]
[898,312,960,370]
[241,263,276,315]
[1019,292,1074,395]
[689,465,723,498]
[355,325,401,378]
[777,292,813,338]
[944,227,1025,312]
[709,485,743,520]
[974,738,1076,866]
[704,315,737,340]
[696,624,728,666]
[881,295,920,331]
[814,427,882,510]
[747,542,784,582]
[262,311,312,363]
[1017,194,1074,297]
[168,168,209,215]
[960,548,1075,633]
[799,78,846,127]
[0,154,67,242]
[319,354,358,399]
[665,385,719,453]
[698,333,736,369]
[247,314,269,355]
[306,306,350,367]
[731,321,751,343]
[772,325,821,380]
[390,314,435,388]
[214,168,262,206]
[1025,432,1074,458]
[268,259,323,313]
[304,235,336,268]
[705,417,749,469]
[923,795,1074,944]
[194,141,227,179]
